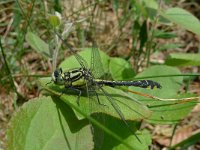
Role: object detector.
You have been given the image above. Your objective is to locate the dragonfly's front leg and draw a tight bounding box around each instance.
[66,86,82,106]
[88,89,107,107]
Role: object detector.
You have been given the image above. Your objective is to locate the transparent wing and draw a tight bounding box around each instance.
[55,32,89,69]
[90,42,105,79]
[89,96,105,150]
[87,81,105,149]
[99,86,142,143]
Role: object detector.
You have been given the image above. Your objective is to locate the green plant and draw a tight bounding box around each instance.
[2,0,200,149]
[7,48,198,150]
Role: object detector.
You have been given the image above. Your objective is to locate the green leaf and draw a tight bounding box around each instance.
[165,53,200,66]
[139,20,148,51]
[154,30,177,39]
[25,32,50,58]
[109,57,135,80]
[49,15,61,28]
[128,65,197,124]
[133,1,148,18]
[142,0,158,9]
[7,96,93,150]
[157,43,182,51]
[144,94,197,124]
[161,7,200,35]
[113,130,151,150]
[89,114,151,150]
[97,115,151,150]
[133,65,183,98]
[141,0,158,20]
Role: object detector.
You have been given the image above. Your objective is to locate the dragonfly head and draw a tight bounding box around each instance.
[52,68,65,85]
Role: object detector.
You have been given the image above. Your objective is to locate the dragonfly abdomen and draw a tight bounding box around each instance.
[96,80,162,89]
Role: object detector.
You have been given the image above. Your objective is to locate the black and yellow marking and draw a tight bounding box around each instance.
[52,68,94,89]
[95,79,162,89]
[52,68,162,90]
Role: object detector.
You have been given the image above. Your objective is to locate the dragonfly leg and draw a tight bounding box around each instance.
[95,92,103,105]
[67,86,82,106]
[59,89,66,97]
[89,89,107,106]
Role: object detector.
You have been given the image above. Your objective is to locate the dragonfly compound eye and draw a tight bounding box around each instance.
[52,69,65,85]
[54,70,60,78]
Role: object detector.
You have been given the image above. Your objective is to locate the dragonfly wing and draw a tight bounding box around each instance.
[74,79,105,149]
[87,83,105,149]
[99,86,142,143]
[55,32,89,69]
[90,42,105,79]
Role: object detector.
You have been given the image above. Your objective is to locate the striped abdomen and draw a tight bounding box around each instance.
[95,80,162,89]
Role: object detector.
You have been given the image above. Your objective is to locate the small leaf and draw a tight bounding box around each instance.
[165,53,200,66]
[154,30,177,39]
[7,96,93,150]
[142,0,158,9]
[49,15,61,28]
[161,7,200,35]
[26,32,50,58]
[158,43,182,51]
[142,0,158,20]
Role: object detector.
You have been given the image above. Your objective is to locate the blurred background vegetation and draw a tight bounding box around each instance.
[0,0,200,149]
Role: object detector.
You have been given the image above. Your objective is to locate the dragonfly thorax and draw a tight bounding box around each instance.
[52,67,94,88]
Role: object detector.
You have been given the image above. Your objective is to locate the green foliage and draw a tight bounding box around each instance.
[129,66,197,124]
[7,96,93,150]
[157,43,182,51]
[161,7,200,35]
[4,0,200,149]
[165,53,200,66]
[109,57,136,80]
[7,49,197,150]
[25,32,50,58]
[132,65,183,98]
[154,30,177,39]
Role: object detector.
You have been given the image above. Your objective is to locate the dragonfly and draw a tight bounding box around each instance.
[49,34,163,144]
